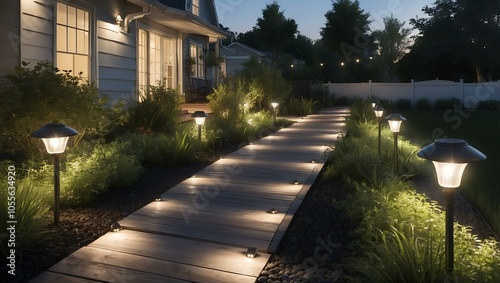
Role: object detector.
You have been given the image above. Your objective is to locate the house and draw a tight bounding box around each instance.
[220,42,268,78]
[0,0,227,102]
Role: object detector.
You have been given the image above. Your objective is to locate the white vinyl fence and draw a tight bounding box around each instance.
[323,79,500,108]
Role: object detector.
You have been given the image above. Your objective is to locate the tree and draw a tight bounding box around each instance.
[372,16,412,82]
[321,0,371,63]
[321,0,372,82]
[254,2,298,65]
[407,0,500,82]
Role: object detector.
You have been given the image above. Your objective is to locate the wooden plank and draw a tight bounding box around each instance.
[59,246,261,283]
[123,199,287,228]
[121,213,276,241]
[44,258,189,283]
[30,272,100,283]
[89,230,269,277]
[120,217,274,251]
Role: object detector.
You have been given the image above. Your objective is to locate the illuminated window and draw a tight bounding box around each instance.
[138,29,177,98]
[187,0,199,15]
[192,0,199,15]
[56,2,90,80]
[190,43,204,78]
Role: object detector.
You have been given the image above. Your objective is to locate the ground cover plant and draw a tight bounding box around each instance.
[324,99,500,282]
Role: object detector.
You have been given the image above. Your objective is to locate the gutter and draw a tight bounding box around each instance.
[123,0,153,32]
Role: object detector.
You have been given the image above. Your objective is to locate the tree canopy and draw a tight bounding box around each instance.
[254,2,298,65]
[400,0,500,82]
[372,16,412,82]
[321,0,371,63]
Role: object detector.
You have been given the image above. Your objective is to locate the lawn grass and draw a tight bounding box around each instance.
[395,108,500,238]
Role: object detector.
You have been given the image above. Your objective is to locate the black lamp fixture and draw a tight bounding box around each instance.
[191,110,208,149]
[31,123,78,225]
[417,138,486,277]
[271,102,278,126]
[385,113,406,173]
[374,106,384,157]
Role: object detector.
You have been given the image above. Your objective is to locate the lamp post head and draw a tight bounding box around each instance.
[271,102,278,109]
[385,113,406,133]
[417,138,486,188]
[191,110,208,126]
[374,106,384,118]
[31,123,78,154]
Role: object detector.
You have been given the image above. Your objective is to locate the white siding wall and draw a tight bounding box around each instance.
[0,1,20,77]
[97,19,137,101]
[20,0,54,65]
[199,0,211,22]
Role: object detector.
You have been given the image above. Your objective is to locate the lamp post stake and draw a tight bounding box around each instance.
[54,155,61,225]
[444,188,454,274]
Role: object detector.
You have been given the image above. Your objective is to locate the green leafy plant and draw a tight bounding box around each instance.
[396,98,412,109]
[416,97,431,109]
[345,97,376,127]
[118,130,197,166]
[0,61,114,159]
[285,97,317,116]
[126,79,183,134]
[0,168,51,258]
[239,56,292,110]
[433,98,461,109]
[25,142,143,206]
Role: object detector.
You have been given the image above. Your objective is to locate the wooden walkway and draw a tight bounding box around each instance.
[31,108,348,283]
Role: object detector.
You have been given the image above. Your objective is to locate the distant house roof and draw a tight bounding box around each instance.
[222,42,266,57]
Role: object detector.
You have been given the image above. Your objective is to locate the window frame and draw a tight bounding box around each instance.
[137,27,178,97]
[54,1,96,82]
[189,43,205,78]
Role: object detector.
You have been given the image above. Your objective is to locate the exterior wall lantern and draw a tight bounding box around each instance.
[417,138,486,277]
[31,123,78,225]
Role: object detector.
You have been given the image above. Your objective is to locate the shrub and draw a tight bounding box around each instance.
[0,61,115,159]
[344,98,376,132]
[26,142,143,206]
[416,97,432,109]
[396,98,412,109]
[126,79,183,134]
[476,100,499,110]
[0,165,51,257]
[119,130,197,166]
[207,78,247,125]
[311,86,333,109]
[434,97,461,109]
[334,95,350,106]
[285,97,317,116]
[239,57,292,110]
